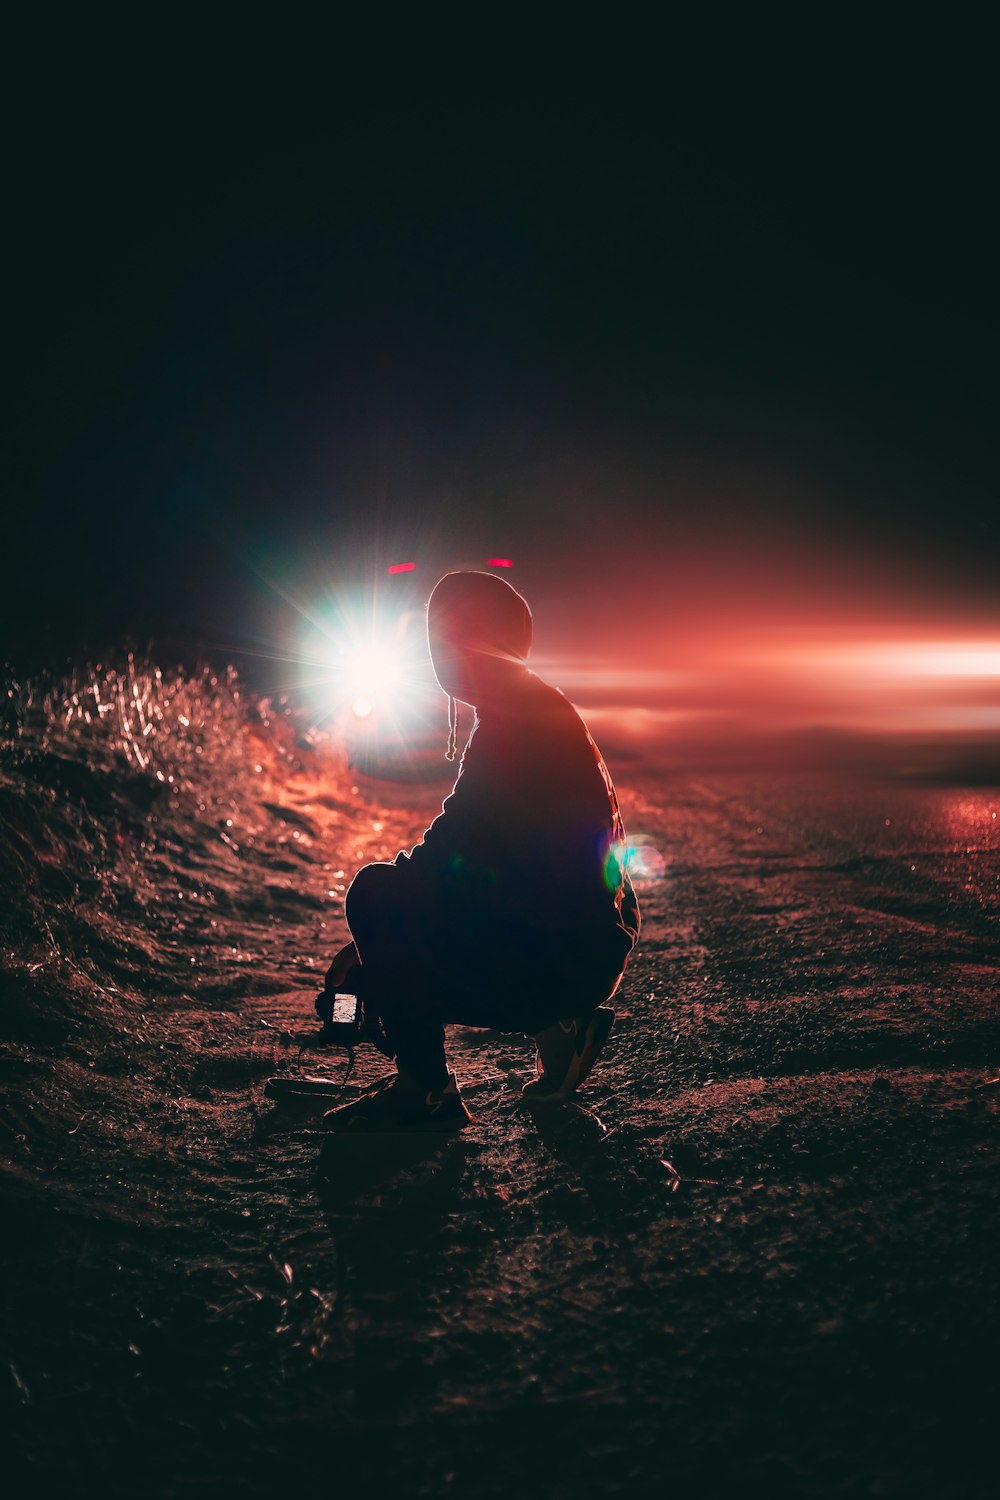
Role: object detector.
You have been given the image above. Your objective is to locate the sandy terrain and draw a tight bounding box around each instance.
[1,665,997,1497]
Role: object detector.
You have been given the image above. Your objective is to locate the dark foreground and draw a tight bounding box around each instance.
[1,666,997,1497]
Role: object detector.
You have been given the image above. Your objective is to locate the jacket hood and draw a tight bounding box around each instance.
[427,571,533,671]
[427,573,533,757]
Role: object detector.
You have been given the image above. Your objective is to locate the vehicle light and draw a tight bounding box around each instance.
[388,562,417,574]
[343,645,401,702]
[488,558,512,567]
[352,698,374,718]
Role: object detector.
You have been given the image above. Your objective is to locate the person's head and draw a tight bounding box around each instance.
[427,570,533,709]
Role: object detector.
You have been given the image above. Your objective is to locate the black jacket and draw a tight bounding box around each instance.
[392,670,640,996]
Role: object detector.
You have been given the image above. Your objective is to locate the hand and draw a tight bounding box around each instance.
[324,940,360,993]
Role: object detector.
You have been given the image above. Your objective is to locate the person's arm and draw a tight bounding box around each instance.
[392,727,498,878]
[324,940,359,991]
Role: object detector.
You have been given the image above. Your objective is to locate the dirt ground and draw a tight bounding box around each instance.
[1,670,997,1497]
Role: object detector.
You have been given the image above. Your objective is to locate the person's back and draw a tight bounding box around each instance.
[394,666,637,1015]
[318,570,640,1130]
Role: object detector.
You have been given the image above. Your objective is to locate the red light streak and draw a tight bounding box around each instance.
[539,632,1000,742]
[488,558,513,567]
[387,562,417,574]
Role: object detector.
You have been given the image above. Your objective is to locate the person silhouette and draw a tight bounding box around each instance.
[318,569,640,1131]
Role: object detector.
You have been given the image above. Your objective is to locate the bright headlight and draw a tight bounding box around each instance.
[341,644,402,704]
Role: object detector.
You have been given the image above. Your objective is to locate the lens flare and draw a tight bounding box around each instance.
[604,835,666,889]
[626,836,667,882]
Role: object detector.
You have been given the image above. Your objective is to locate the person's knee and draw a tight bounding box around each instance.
[345,861,398,928]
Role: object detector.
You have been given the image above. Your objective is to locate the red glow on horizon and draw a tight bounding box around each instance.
[387,562,417,574]
[537,631,1000,743]
[488,558,513,567]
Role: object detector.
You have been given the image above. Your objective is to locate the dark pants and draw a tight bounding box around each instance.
[345,862,626,1088]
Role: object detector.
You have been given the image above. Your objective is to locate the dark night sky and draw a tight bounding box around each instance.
[7,20,998,671]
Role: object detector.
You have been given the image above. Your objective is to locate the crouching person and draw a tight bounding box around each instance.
[318,570,640,1132]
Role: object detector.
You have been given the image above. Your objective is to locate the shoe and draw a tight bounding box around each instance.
[521,1008,615,1102]
[324,1068,473,1133]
